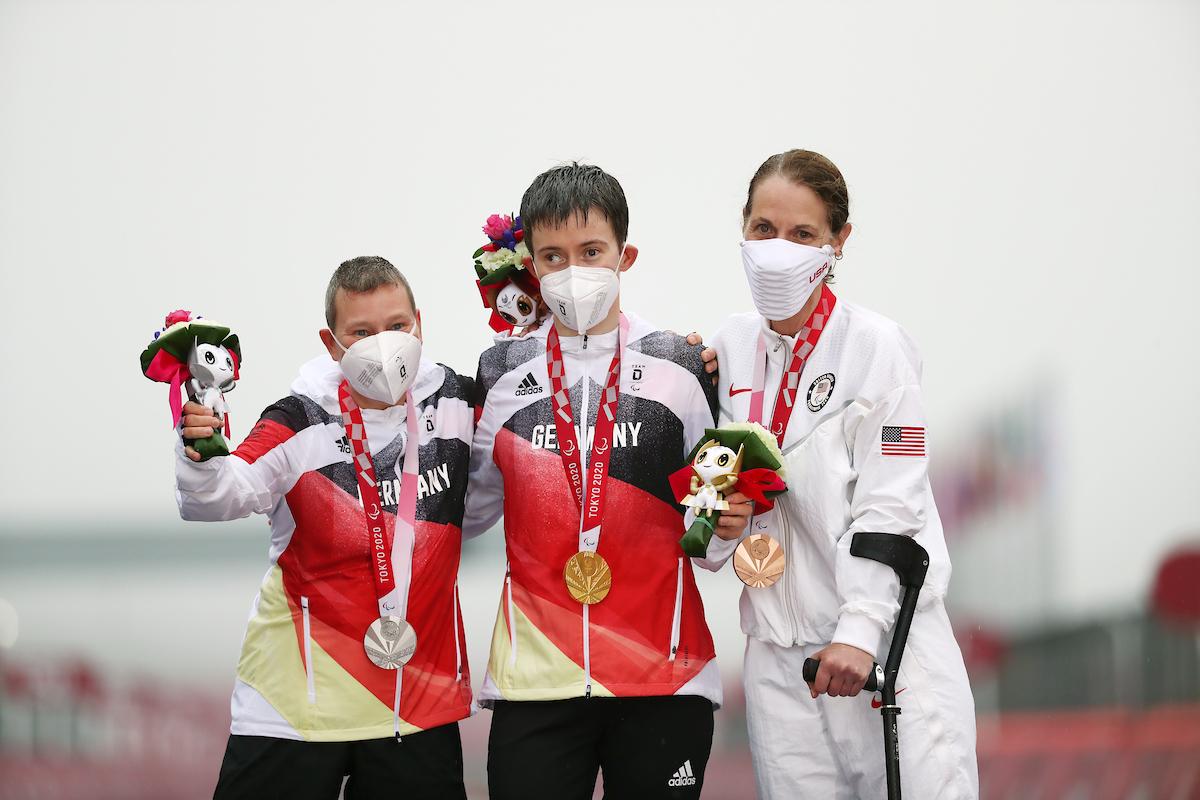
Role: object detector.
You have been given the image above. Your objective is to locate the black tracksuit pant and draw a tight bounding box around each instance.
[488,695,715,800]
[212,722,466,800]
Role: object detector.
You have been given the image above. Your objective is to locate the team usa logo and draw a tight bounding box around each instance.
[806,372,836,412]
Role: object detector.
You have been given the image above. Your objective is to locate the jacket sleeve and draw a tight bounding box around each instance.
[174,409,303,522]
[711,324,736,425]
[676,340,735,571]
[676,339,719,457]
[462,357,504,539]
[691,512,743,571]
[832,379,931,657]
[693,325,746,571]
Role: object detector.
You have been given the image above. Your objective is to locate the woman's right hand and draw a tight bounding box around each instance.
[714,491,752,540]
[180,401,222,462]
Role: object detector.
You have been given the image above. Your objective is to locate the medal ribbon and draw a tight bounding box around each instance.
[546,315,628,552]
[750,284,837,446]
[338,381,420,621]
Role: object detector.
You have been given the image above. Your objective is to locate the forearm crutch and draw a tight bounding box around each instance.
[802,532,930,800]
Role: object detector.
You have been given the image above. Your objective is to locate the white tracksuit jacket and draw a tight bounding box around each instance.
[699,300,978,799]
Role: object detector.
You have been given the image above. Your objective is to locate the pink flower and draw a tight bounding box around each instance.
[482,214,513,240]
[164,309,194,327]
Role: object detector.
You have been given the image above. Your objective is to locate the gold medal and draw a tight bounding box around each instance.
[564,551,612,604]
[734,534,785,588]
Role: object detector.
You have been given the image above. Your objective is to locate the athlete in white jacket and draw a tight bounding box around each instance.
[697,150,978,799]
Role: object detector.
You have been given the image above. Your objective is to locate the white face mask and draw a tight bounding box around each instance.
[331,329,422,405]
[741,238,835,321]
[535,252,623,334]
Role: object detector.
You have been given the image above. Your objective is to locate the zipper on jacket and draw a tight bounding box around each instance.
[300,596,316,704]
[453,582,462,678]
[577,331,593,698]
[505,563,518,666]
[584,605,592,698]
[778,512,801,646]
[668,558,684,661]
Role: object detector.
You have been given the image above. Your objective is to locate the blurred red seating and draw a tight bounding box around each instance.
[977,705,1200,799]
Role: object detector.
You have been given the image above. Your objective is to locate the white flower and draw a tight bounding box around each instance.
[480,248,518,273]
[720,421,787,479]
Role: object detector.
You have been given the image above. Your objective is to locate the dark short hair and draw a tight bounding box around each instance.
[324,256,416,329]
[520,162,629,250]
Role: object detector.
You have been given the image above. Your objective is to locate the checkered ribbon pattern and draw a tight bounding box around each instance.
[337,381,420,616]
[545,315,628,535]
[753,284,838,447]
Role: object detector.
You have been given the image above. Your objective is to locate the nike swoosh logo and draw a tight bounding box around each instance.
[729,386,752,397]
[870,687,907,709]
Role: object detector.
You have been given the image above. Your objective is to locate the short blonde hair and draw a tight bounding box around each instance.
[324,256,415,329]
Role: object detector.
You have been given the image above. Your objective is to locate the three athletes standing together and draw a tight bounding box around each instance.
[172,151,978,799]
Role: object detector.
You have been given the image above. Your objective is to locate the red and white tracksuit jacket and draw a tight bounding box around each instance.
[463,313,723,707]
[174,356,474,741]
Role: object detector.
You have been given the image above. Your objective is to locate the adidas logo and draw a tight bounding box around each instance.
[515,372,544,397]
[667,760,697,787]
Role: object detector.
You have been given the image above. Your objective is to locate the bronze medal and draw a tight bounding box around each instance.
[734,534,785,588]
[564,551,612,605]
[363,615,417,669]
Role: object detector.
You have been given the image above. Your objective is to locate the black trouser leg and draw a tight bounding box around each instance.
[487,699,602,800]
[212,735,349,800]
[344,723,467,800]
[598,695,714,800]
[487,696,714,800]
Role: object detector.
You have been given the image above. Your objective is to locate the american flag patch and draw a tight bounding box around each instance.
[882,426,926,457]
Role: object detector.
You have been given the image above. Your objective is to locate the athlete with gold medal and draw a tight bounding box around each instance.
[466,163,733,800]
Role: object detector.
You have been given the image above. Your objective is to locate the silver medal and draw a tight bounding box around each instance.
[363,615,417,669]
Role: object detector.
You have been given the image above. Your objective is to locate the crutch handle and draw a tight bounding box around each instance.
[802,657,883,693]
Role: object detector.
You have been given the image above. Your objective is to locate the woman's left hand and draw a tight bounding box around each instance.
[685,331,719,381]
[806,643,876,698]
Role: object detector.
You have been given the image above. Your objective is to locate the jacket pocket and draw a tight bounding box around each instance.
[453,582,463,679]
[668,558,683,661]
[505,564,518,666]
[300,596,316,704]
[784,409,855,543]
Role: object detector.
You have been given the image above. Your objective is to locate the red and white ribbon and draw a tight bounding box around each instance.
[749,285,837,446]
[338,381,420,619]
[546,315,628,552]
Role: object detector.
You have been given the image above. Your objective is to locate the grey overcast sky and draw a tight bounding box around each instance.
[1,0,1197,621]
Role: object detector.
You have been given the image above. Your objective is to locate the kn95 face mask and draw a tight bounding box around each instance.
[536,254,623,334]
[331,329,422,405]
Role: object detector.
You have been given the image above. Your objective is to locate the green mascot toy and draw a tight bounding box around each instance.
[140,309,242,461]
[669,422,788,558]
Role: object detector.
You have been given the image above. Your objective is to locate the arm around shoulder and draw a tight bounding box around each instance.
[461,357,505,539]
